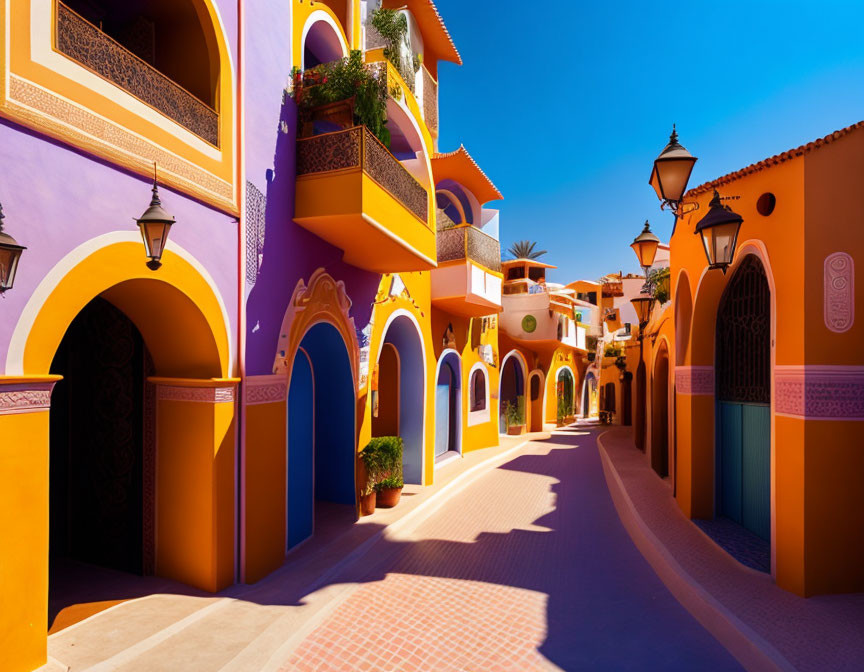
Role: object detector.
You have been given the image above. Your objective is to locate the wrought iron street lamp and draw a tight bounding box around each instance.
[0,202,26,293]
[631,220,660,274]
[630,294,656,330]
[694,190,744,273]
[136,164,175,271]
[649,125,698,215]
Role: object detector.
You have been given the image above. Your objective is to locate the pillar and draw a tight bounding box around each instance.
[0,376,60,672]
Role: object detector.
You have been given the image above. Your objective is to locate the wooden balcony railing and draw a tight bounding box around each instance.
[56,2,219,145]
[421,66,438,135]
[437,225,501,272]
[297,126,428,224]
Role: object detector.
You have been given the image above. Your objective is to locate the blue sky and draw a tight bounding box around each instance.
[435,0,864,283]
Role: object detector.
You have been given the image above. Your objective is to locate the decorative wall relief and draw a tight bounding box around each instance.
[775,366,864,420]
[824,252,854,333]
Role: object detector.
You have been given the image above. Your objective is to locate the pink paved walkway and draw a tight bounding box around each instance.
[281,428,742,671]
[599,427,864,672]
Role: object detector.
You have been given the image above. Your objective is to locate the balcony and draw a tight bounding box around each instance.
[294,126,435,272]
[56,2,218,145]
[500,286,587,352]
[431,224,502,316]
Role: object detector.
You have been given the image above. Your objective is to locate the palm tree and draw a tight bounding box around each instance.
[507,240,547,260]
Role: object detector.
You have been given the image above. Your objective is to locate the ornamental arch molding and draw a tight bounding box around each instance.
[274,269,360,392]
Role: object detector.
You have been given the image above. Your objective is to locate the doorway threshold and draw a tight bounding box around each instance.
[434,451,461,469]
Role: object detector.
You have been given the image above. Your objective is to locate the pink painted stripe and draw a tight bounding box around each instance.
[775,365,864,420]
[675,366,714,396]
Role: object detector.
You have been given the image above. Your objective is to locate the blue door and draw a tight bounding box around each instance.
[435,361,456,457]
[718,402,770,540]
[287,351,314,550]
[716,255,772,543]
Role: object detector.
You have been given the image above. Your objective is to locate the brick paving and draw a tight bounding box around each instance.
[281,427,741,671]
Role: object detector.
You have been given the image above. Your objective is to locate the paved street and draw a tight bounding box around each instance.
[281,426,741,671]
[45,427,742,671]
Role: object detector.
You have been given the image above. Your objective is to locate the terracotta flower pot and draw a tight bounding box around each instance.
[359,492,376,516]
[507,424,526,436]
[376,487,402,509]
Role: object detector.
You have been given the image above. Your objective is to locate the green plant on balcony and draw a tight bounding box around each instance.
[370,8,416,90]
[291,50,390,147]
[647,266,670,304]
[604,343,622,358]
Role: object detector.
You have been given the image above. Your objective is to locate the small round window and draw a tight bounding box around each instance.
[522,315,537,333]
[757,192,776,216]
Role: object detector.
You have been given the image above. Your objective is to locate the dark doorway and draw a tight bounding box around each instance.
[49,297,154,622]
[635,361,646,450]
[716,255,771,542]
[621,371,633,426]
[651,347,670,478]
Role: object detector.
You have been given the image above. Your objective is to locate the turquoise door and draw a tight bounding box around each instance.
[718,402,770,540]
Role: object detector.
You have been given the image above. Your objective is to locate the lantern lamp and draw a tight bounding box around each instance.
[650,125,698,211]
[631,220,660,273]
[136,164,175,271]
[0,202,26,293]
[630,294,655,328]
[694,190,744,273]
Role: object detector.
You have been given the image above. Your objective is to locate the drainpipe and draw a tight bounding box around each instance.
[236,0,247,585]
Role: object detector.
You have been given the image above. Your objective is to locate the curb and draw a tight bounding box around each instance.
[597,430,797,672]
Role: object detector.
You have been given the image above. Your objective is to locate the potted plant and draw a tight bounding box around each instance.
[373,436,404,508]
[359,438,389,515]
[504,396,526,435]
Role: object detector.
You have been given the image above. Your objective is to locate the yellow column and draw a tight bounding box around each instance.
[150,378,239,593]
[0,376,60,672]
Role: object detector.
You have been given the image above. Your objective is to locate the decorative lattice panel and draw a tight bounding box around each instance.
[716,255,771,403]
[245,182,266,285]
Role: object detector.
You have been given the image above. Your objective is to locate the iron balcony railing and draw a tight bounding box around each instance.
[56,1,219,145]
[437,225,501,272]
[297,126,429,224]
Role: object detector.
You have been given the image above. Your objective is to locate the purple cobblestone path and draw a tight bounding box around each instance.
[282,427,743,671]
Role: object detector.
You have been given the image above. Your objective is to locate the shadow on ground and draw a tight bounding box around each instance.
[51,427,746,671]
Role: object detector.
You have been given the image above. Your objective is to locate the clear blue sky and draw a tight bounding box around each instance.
[435,0,864,284]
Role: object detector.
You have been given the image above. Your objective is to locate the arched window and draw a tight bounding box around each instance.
[470,367,487,411]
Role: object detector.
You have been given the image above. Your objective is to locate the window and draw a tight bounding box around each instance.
[468,363,490,426]
[470,368,487,411]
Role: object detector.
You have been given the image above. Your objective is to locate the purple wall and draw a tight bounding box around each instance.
[0,120,239,374]
[242,3,380,376]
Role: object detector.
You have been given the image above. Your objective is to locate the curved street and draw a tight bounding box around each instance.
[280,425,742,671]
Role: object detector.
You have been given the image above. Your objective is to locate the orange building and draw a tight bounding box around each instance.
[627,121,864,597]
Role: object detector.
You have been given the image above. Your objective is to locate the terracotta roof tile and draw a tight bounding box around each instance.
[432,145,503,203]
[686,120,864,196]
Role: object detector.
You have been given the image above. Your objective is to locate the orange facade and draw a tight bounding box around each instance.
[617,122,864,596]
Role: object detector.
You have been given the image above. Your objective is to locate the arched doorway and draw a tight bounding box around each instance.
[716,255,771,542]
[621,371,633,426]
[635,361,646,450]
[651,343,670,477]
[498,352,525,433]
[528,371,544,432]
[581,371,597,418]
[302,16,348,69]
[434,351,461,459]
[287,322,356,551]
[49,298,153,607]
[374,315,425,484]
[556,367,575,424]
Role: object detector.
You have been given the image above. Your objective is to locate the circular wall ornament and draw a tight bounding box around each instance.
[522,315,537,333]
